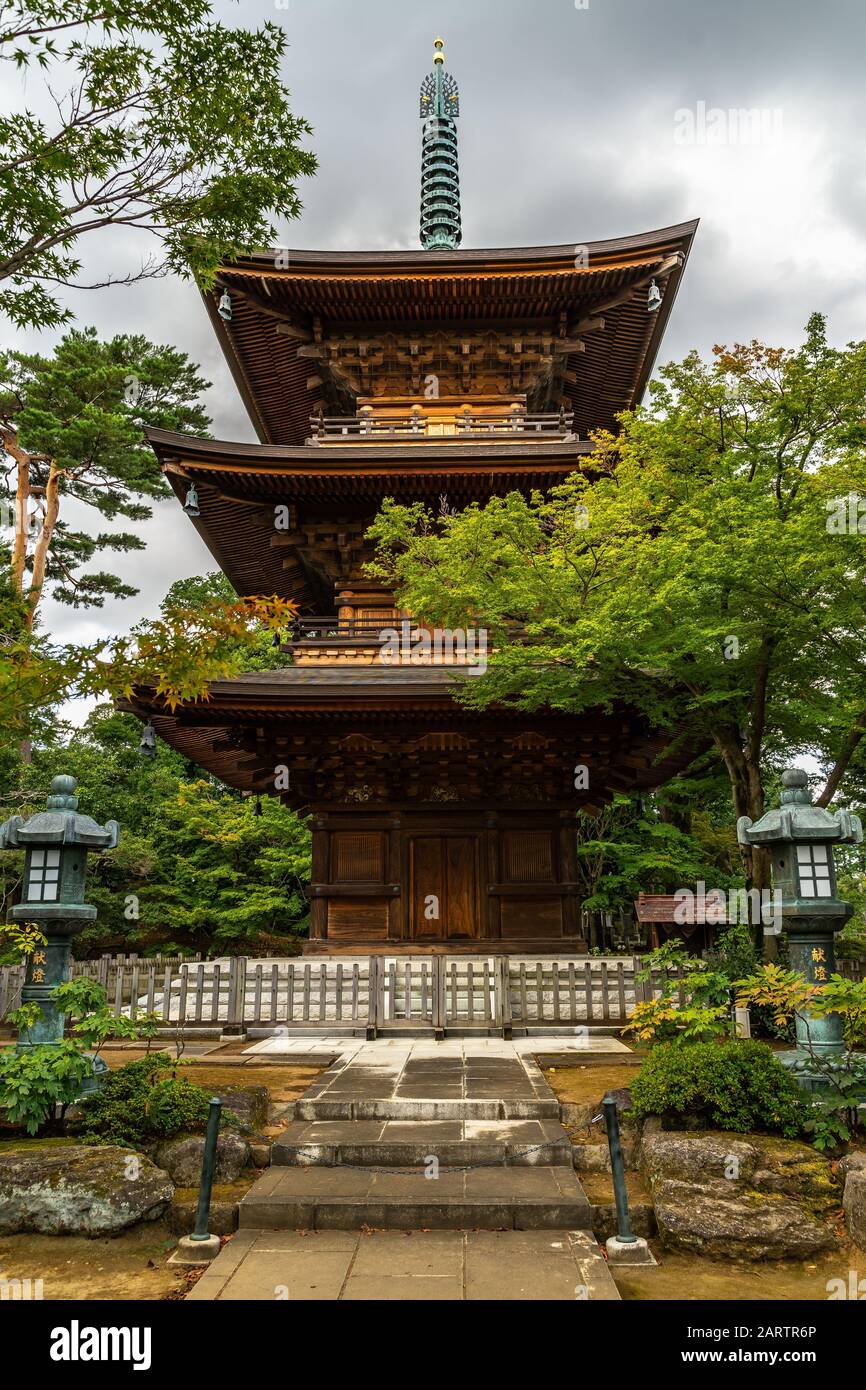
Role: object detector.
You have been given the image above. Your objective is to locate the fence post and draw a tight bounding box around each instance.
[633,955,651,1004]
[168,1098,223,1267]
[433,956,446,1039]
[498,956,512,1040]
[366,956,379,1040]
[600,1092,656,1266]
[221,957,247,1041]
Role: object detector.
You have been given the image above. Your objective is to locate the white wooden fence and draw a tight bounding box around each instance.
[2,952,863,1038]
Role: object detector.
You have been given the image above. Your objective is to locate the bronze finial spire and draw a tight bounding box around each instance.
[419,37,462,249]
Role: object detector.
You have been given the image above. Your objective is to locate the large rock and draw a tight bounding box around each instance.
[843,1170,866,1250]
[838,1151,866,1185]
[213,1086,269,1135]
[572,1137,640,1173]
[590,1199,656,1241]
[640,1125,838,1260]
[0,1144,172,1236]
[152,1131,250,1187]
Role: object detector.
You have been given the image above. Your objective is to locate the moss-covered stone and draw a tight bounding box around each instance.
[211,1086,269,1134]
[151,1131,250,1186]
[166,1181,251,1236]
[0,1143,173,1236]
[844,1170,866,1250]
[640,1124,839,1261]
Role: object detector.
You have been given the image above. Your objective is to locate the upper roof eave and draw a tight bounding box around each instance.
[202,219,698,446]
[216,220,700,277]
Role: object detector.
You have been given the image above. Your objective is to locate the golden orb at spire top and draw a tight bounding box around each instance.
[434,36,445,63]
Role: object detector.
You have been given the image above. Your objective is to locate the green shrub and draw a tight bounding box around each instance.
[0,1043,94,1135]
[73,1052,229,1149]
[630,1039,806,1138]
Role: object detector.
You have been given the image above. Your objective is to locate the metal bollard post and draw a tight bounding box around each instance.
[602,1093,636,1245]
[190,1097,222,1243]
[595,1090,656,1266]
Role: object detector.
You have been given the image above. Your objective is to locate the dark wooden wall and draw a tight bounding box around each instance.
[307,808,585,953]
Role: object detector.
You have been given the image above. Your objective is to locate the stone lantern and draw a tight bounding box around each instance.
[737,767,862,1072]
[0,775,119,1054]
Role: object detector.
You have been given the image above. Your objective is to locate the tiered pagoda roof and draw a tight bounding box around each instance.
[199,223,698,446]
[148,221,697,608]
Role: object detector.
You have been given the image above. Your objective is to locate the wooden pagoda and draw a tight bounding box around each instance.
[127,42,698,955]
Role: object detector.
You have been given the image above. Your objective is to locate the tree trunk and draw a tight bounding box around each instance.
[2,428,51,761]
[713,725,775,956]
[25,460,60,629]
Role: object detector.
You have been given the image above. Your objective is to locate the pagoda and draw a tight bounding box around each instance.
[128,40,698,955]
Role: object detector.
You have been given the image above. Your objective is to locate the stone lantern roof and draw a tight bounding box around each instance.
[0,775,119,851]
[737,769,863,848]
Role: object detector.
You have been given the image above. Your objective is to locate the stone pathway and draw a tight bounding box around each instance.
[187,1229,618,1302]
[190,1042,623,1300]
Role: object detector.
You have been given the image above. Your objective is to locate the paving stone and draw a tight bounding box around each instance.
[272,1116,571,1168]
[187,1229,619,1301]
[349,1230,463,1279]
[203,1249,355,1301]
[342,1276,464,1301]
[464,1231,612,1301]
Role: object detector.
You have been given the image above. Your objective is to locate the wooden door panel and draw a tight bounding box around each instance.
[410,836,444,939]
[409,835,480,939]
[445,835,478,939]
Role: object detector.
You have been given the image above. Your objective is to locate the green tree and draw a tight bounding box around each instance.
[0,334,297,754]
[368,316,866,894]
[144,781,311,953]
[1,327,209,623]
[574,791,740,921]
[0,0,317,329]
[1,705,312,957]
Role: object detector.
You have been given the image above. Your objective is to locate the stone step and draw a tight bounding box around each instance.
[239,1165,591,1232]
[291,1096,560,1122]
[272,1117,573,1168]
[290,1054,560,1124]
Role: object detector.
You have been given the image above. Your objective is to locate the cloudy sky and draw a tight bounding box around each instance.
[3,0,866,705]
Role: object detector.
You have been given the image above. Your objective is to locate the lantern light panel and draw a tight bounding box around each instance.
[796,844,833,898]
[27,848,61,901]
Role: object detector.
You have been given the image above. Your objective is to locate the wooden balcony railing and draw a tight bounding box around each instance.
[287,618,396,644]
[307,408,576,444]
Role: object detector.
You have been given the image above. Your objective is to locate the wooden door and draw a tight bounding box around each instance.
[409,835,480,940]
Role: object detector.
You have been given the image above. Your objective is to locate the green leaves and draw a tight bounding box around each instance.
[73,1051,221,1149]
[368,318,866,833]
[630,1040,807,1138]
[0,1043,94,1134]
[142,779,312,949]
[1,2,316,327]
